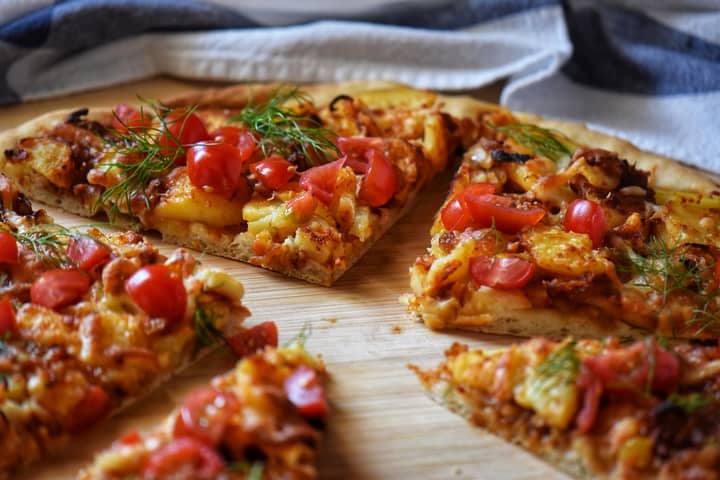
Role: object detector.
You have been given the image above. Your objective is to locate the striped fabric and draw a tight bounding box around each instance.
[1,1,718,170]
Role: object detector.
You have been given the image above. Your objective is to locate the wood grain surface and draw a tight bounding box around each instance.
[1,77,567,480]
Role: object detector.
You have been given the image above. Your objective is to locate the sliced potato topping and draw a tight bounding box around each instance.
[524,226,613,277]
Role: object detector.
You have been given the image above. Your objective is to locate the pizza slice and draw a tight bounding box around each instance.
[412,337,720,479]
[0,174,250,475]
[79,340,328,480]
[0,81,489,285]
[406,108,720,339]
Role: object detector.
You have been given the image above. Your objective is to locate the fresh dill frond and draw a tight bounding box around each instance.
[534,340,580,387]
[668,392,713,413]
[226,460,264,479]
[624,237,720,334]
[99,100,195,220]
[232,85,338,165]
[193,305,224,350]
[487,121,579,165]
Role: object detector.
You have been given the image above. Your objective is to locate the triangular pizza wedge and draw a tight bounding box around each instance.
[412,337,720,479]
[0,174,249,475]
[406,108,720,340]
[0,81,494,286]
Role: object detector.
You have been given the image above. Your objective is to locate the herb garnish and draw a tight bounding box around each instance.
[534,340,580,387]
[624,237,720,334]
[283,321,312,348]
[232,86,338,165]
[668,392,713,413]
[100,100,194,219]
[226,460,264,479]
[1,223,103,267]
[487,121,579,165]
[193,304,224,350]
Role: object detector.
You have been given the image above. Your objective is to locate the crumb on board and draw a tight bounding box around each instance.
[321,317,338,324]
[391,324,403,334]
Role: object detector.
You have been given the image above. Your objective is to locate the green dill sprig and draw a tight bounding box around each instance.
[487,121,579,165]
[668,392,713,413]
[283,321,312,348]
[193,304,224,350]
[624,237,720,334]
[533,340,580,388]
[99,100,196,220]
[1,223,105,267]
[232,85,338,165]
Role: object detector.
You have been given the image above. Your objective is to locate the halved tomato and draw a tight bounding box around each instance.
[67,236,111,271]
[210,126,256,162]
[68,385,111,433]
[287,191,317,221]
[227,321,279,358]
[337,137,397,207]
[299,158,345,205]
[441,183,496,231]
[0,231,18,264]
[469,255,535,289]
[465,193,545,234]
[187,143,248,199]
[284,365,328,418]
[564,199,608,249]
[251,156,295,190]
[125,265,187,323]
[142,437,224,480]
[157,110,209,159]
[30,269,91,309]
[112,103,152,132]
[173,387,239,446]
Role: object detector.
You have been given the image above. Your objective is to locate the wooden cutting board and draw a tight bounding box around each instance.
[1,77,568,480]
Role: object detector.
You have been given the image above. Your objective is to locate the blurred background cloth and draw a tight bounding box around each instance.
[1,0,719,171]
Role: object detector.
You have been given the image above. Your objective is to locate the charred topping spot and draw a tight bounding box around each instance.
[66,108,89,124]
[3,147,28,162]
[651,401,720,460]
[491,149,532,164]
[329,94,353,112]
[13,193,33,216]
[573,148,650,191]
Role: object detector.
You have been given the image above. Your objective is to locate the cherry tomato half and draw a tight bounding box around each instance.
[210,126,257,162]
[337,137,397,207]
[469,255,536,289]
[125,265,187,323]
[67,236,111,271]
[142,437,224,480]
[0,297,16,337]
[564,199,608,249]
[287,191,317,221]
[575,371,603,433]
[441,183,496,231]
[117,430,143,446]
[227,321,279,358]
[31,269,91,310]
[174,387,239,446]
[284,365,328,418]
[157,110,209,158]
[465,193,545,234]
[251,156,295,191]
[299,158,345,205]
[111,103,152,132]
[0,231,18,265]
[68,385,111,433]
[187,143,249,199]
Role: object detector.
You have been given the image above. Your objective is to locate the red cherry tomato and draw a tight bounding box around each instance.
[112,103,153,132]
[299,158,345,205]
[157,110,209,158]
[465,193,545,234]
[67,236,111,271]
[251,156,295,190]
[31,269,91,309]
[117,430,143,446]
[0,231,18,264]
[125,265,187,323]
[227,321,279,358]
[469,255,536,289]
[142,437,224,480]
[174,387,239,446]
[68,385,111,433]
[210,126,257,162]
[440,183,497,231]
[564,199,608,249]
[0,297,16,337]
[284,365,328,418]
[287,192,317,221]
[583,339,680,394]
[336,137,397,207]
[187,143,249,199]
